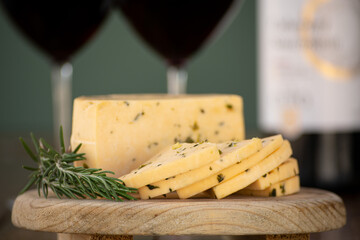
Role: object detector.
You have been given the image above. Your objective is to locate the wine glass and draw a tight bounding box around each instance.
[117,0,243,94]
[1,0,111,147]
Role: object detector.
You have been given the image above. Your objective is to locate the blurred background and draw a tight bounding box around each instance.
[0,0,359,239]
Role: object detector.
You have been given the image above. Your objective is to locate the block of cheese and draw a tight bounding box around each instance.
[71,94,245,177]
[120,142,220,188]
[212,140,292,199]
[246,158,299,190]
[138,138,262,199]
[177,135,284,199]
[239,176,300,197]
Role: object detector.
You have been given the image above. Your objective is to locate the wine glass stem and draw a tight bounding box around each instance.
[51,62,73,149]
[167,66,188,94]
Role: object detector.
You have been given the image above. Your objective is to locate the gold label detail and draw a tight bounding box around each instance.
[300,0,360,81]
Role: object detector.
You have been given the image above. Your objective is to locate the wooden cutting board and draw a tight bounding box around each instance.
[11,188,345,239]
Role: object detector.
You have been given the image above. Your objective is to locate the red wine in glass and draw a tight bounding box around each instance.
[117,0,242,94]
[1,0,111,146]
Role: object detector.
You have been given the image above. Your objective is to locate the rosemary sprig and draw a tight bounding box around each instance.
[19,126,137,201]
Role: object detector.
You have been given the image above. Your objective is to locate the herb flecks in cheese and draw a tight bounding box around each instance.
[270,189,277,197]
[217,174,225,183]
[191,122,199,131]
[185,137,194,143]
[226,104,233,110]
[280,184,285,194]
[133,111,145,121]
[146,184,159,190]
[138,162,152,170]
[172,143,182,150]
[148,142,159,149]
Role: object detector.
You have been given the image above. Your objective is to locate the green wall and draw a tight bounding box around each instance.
[0,1,258,135]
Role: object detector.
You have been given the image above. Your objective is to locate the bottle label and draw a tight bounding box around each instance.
[258,0,360,137]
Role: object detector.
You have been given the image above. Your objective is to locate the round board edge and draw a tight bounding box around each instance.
[11,187,346,236]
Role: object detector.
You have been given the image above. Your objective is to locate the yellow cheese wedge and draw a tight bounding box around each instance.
[71,94,245,177]
[212,140,292,199]
[246,158,299,190]
[177,135,284,199]
[120,142,220,188]
[239,176,300,197]
[138,138,262,199]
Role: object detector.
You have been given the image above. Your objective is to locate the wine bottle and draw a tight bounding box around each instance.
[257,0,360,192]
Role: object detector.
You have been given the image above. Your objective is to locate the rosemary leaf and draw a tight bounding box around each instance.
[19,175,37,195]
[30,133,40,155]
[59,126,66,154]
[19,138,38,162]
[22,165,38,171]
[19,127,138,201]
[73,143,82,154]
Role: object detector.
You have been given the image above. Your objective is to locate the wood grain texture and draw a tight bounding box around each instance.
[226,235,310,240]
[57,233,308,240]
[57,233,133,240]
[265,234,309,240]
[12,188,345,236]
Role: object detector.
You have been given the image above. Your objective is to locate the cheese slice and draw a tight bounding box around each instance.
[152,191,212,199]
[177,135,284,199]
[120,142,220,188]
[138,138,262,199]
[212,140,292,199]
[239,176,300,197]
[246,158,299,190]
[71,94,245,177]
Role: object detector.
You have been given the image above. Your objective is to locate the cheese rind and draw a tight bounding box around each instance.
[138,138,262,199]
[246,158,299,190]
[239,176,300,197]
[71,94,245,177]
[176,135,284,199]
[120,142,220,188]
[212,140,292,199]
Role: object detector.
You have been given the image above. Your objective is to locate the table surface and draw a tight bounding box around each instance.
[12,188,345,236]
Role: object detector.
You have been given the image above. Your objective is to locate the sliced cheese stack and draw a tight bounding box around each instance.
[121,135,300,200]
[245,158,299,190]
[211,140,294,199]
[120,142,221,188]
[71,94,245,177]
[137,138,262,199]
[239,176,300,197]
[177,134,286,199]
[238,158,300,197]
